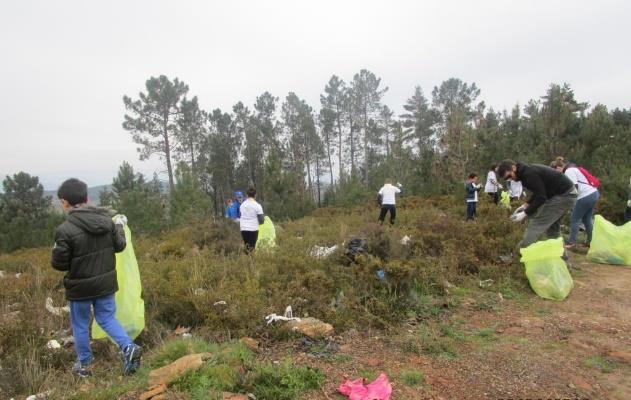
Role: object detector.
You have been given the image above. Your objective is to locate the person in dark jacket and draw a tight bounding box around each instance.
[51,178,141,377]
[497,160,577,249]
[464,173,482,221]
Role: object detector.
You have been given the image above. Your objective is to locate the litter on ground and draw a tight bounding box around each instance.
[310,245,338,258]
[338,373,392,400]
[45,297,69,316]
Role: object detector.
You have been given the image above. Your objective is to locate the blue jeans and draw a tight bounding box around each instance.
[466,201,477,220]
[569,191,599,244]
[70,294,133,364]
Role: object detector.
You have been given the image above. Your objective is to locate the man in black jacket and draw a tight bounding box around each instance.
[51,178,141,377]
[497,160,577,249]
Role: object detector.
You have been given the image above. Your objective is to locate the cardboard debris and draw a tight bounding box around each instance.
[148,353,213,387]
[288,317,334,339]
[139,384,167,400]
[310,245,338,258]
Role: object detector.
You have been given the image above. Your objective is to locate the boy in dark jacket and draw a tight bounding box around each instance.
[51,178,141,377]
[497,160,577,249]
[464,173,482,221]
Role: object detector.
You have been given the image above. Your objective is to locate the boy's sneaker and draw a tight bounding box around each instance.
[72,361,92,378]
[121,344,142,375]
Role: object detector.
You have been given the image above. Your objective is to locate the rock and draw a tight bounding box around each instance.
[367,358,381,367]
[240,337,260,352]
[288,317,334,339]
[222,392,249,400]
[606,351,631,364]
[139,384,167,400]
[148,353,213,387]
[502,326,526,335]
[571,376,592,392]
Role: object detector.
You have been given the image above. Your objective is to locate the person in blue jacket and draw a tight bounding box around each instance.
[227,191,244,220]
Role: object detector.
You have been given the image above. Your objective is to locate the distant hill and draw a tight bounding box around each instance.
[45,185,111,209]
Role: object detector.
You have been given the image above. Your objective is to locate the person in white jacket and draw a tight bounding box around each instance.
[484,164,503,204]
[377,179,402,225]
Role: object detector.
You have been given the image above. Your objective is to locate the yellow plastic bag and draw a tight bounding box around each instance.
[500,191,511,209]
[257,216,276,250]
[92,220,145,340]
[520,238,573,301]
[587,215,631,266]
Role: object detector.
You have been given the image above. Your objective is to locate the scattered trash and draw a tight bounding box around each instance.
[181,333,192,339]
[25,390,53,400]
[174,325,191,336]
[14,273,22,279]
[499,254,514,265]
[479,279,494,288]
[46,340,61,350]
[194,288,206,296]
[213,300,227,307]
[139,383,167,400]
[148,353,213,387]
[264,307,334,339]
[344,238,367,262]
[376,269,385,280]
[520,238,574,301]
[310,245,338,258]
[60,336,75,347]
[338,373,392,400]
[400,235,411,245]
[0,270,5,278]
[288,317,334,339]
[264,313,300,325]
[45,297,70,316]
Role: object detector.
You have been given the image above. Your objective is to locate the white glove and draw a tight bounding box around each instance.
[509,211,527,222]
[497,183,504,189]
[396,182,402,188]
[515,204,527,213]
[113,215,127,226]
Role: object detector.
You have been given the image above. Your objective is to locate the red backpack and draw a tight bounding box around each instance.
[577,166,601,189]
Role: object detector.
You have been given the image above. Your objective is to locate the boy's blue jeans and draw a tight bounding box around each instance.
[70,294,133,364]
[569,191,599,244]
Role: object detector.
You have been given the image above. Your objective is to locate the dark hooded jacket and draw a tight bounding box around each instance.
[515,163,574,216]
[51,206,126,300]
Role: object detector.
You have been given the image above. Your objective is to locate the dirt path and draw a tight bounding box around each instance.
[261,257,631,399]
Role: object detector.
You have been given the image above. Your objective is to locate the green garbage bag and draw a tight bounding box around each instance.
[587,215,631,266]
[257,216,276,250]
[92,218,145,340]
[500,190,511,209]
[520,237,573,300]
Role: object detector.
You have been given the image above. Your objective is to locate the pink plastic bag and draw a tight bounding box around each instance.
[338,373,392,400]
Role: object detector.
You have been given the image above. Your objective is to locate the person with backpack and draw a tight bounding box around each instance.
[550,157,600,249]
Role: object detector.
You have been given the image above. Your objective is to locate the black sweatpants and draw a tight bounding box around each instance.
[378,204,397,225]
[241,230,259,254]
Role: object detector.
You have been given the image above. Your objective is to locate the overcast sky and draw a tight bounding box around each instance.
[1,0,630,190]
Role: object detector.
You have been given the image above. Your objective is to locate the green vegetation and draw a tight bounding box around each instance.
[400,369,425,387]
[584,356,619,373]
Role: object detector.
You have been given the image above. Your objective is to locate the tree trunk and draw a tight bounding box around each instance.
[335,103,344,183]
[163,116,175,193]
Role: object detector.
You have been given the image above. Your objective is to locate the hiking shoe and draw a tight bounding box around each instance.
[72,360,92,378]
[121,344,142,375]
